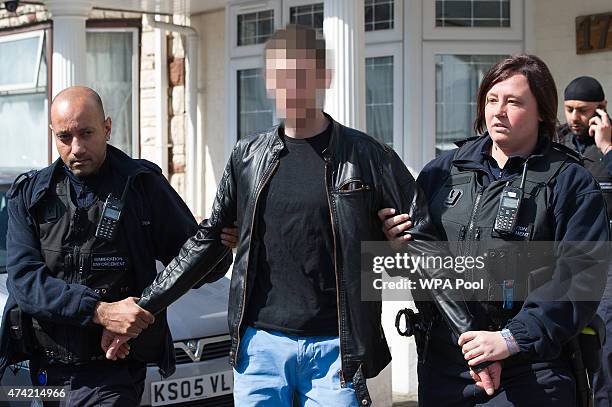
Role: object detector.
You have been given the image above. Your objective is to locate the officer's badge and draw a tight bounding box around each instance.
[444,189,463,207]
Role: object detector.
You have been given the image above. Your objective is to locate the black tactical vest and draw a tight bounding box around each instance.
[556,128,612,231]
[427,140,575,329]
[29,171,136,364]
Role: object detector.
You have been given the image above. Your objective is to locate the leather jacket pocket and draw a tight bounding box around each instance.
[337,178,371,194]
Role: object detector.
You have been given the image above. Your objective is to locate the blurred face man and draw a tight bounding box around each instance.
[50,87,111,177]
[264,27,330,130]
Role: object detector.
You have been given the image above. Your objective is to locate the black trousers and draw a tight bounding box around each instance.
[593,269,612,407]
[417,355,576,407]
[417,319,577,407]
[29,358,146,407]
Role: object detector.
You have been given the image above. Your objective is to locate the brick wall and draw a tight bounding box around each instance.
[0,4,48,27]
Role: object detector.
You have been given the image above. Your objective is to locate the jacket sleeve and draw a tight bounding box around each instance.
[144,173,232,286]
[6,184,101,326]
[378,148,482,336]
[505,164,610,360]
[137,146,239,315]
[603,150,612,175]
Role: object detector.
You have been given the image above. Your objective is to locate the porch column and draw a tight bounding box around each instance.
[45,0,93,99]
[323,0,366,131]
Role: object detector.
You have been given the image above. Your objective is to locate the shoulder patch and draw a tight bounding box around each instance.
[454,135,482,147]
[135,159,163,175]
[6,170,37,199]
[551,142,582,164]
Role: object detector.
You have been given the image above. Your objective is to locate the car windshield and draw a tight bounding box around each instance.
[0,185,8,274]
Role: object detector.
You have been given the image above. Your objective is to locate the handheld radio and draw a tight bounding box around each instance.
[493,160,528,235]
[95,194,123,241]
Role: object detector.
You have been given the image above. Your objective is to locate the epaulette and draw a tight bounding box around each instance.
[551,141,583,164]
[135,159,163,175]
[454,135,482,147]
[6,170,37,199]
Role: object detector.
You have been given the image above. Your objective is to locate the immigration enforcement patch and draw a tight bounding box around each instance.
[91,255,127,271]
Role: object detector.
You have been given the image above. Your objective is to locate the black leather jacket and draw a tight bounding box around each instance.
[137,114,480,405]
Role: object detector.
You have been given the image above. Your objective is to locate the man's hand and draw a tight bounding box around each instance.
[221,224,239,249]
[92,297,155,337]
[459,331,511,366]
[589,108,612,155]
[101,329,131,360]
[377,208,413,248]
[470,361,502,396]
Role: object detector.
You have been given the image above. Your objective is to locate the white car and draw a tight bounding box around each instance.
[142,269,234,407]
[0,172,234,406]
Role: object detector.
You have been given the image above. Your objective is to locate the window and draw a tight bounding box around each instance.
[434,54,506,154]
[366,56,394,147]
[436,0,510,27]
[228,2,281,152]
[290,3,323,33]
[0,31,44,91]
[230,2,280,57]
[237,68,274,140]
[238,9,275,46]
[365,0,394,31]
[423,0,522,41]
[0,29,49,170]
[86,28,139,156]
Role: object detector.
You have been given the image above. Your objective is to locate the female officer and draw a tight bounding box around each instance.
[381,54,609,405]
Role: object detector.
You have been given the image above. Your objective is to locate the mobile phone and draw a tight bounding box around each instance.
[590,107,611,122]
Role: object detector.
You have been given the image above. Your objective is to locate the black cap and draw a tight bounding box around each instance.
[564,76,605,102]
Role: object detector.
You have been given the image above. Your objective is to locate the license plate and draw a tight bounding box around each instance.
[150,371,233,406]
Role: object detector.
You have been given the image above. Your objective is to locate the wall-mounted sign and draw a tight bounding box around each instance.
[576,12,612,54]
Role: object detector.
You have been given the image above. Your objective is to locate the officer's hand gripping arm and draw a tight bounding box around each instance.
[379,149,492,372]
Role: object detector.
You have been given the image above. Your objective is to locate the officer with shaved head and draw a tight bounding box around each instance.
[0,86,233,405]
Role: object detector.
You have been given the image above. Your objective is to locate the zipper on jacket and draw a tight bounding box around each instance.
[465,187,484,287]
[421,323,432,363]
[458,225,467,241]
[467,187,485,239]
[324,159,346,388]
[78,251,85,284]
[65,245,80,363]
[233,159,279,365]
[72,246,80,284]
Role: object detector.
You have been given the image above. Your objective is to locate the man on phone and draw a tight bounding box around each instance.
[557,76,612,407]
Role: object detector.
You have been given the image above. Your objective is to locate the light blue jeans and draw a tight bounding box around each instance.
[233,326,359,406]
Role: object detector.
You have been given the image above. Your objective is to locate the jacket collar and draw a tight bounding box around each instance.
[26,144,158,210]
[269,111,342,160]
[452,132,551,172]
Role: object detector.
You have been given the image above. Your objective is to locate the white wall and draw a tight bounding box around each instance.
[383,300,419,400]
[192,9,228,218]
[530,0,612,123]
